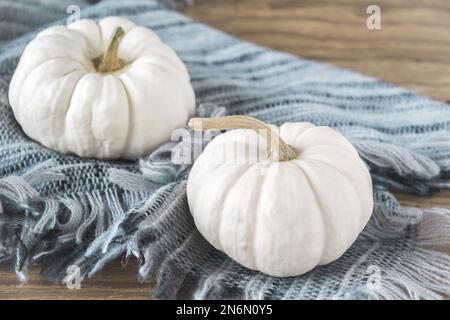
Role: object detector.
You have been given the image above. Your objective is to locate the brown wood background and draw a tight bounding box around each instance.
[1,0,450,299]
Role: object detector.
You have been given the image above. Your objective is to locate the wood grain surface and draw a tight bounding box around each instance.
[2,0,450,299]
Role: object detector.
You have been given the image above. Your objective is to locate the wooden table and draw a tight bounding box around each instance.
[1,0,450,299]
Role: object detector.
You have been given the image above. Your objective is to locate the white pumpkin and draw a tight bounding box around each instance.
[187,116,373,277]
[8,16,195,159]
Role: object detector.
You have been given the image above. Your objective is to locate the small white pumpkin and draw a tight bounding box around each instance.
[8,16,195,159]
[187,116,373,277]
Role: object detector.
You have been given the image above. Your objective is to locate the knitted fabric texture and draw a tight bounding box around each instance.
[1,0,450,299]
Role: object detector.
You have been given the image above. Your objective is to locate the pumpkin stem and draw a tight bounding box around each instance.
[96,27,125,73]
[188,115,297,162]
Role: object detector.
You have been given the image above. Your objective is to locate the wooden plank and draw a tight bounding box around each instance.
[185,0,450,102]
[0,260,153,300]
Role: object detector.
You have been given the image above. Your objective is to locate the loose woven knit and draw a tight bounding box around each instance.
[1,0,450,300]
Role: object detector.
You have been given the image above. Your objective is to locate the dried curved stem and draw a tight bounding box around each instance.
[188,115,297,162]
[96,27,125,73]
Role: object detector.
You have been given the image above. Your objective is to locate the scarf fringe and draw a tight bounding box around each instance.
[347,246,450,300]
[0,160,149,282]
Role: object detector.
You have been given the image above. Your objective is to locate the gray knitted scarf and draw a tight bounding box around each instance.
[1,0,450,300]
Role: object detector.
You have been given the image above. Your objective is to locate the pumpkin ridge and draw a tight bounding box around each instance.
[17,57,88,110]
[188,160,254,250]
[58,70,88,153]
[66,73,101,156]
[252,163,303,274]
[116,77,133,158]
[90,76,110,156]
[31,34,92,65]
[132,45,190,78]
[291,125,358,156]
[289,161,330,266]
[248,164,270,271]
[43,28,94,59]
[132,54,191,88]
[68,20,104,59]
[291,160,363,264]
[19,59,86,150]
[216,164,257,256]
[297,154,369,229]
